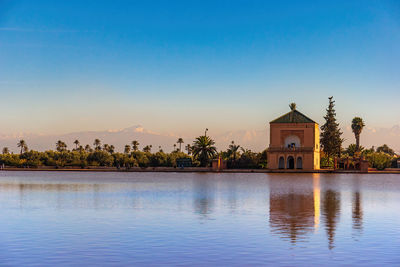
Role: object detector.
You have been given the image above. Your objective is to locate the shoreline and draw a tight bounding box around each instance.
[1,167,399,174]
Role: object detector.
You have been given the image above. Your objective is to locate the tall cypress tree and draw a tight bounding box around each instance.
[320,96,343,158]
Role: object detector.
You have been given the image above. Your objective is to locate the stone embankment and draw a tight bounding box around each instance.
[0,166,399,174]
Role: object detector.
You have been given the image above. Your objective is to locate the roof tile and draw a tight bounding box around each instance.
[270,110,316,124]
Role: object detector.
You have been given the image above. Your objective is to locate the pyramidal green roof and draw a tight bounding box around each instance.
[270,109,316,124]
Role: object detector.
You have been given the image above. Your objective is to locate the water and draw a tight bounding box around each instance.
[0,171,399,266]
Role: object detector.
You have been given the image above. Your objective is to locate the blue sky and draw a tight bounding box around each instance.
[0,0,399,142]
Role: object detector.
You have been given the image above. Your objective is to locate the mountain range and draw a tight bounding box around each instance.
[1,124,399,154]
[0,125,268,153]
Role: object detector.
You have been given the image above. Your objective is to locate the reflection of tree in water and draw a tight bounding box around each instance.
[11,183,108,209]
[193,175,215,218]
[269,192,315,243]
[351,176,363,234]
[352,192,363,232]
[322,190,340,250]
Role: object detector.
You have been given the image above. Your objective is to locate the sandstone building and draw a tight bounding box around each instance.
[268,106,320,170]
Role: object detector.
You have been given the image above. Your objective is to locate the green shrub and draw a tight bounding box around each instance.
[367,152,392,170]
[320,157,334,168]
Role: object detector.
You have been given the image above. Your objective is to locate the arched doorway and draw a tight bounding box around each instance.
[278,157,285,169]
[296,157,303,169]
[287,156,294,169]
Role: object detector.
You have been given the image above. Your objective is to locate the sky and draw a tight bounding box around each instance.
[0,0,399,151]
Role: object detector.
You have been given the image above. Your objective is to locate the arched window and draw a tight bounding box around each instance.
[287,156,295,169]
[284,135,301,148]
[278,157,285,169]
[296,157,303,169]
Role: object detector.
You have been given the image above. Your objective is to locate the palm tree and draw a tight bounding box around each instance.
[73,139,80,149]
[192,135,217,167]
[346,144,364,157]
[2,147,9,154]
[131,140,139,151]
[103,144,110,152]
[93,139,101,150]
[17,140,26,154]
[124,145,131,154]
[241,147,252,154]
[351,117,365,152]
[173,144,177,152]
[185,144,192,155]
[177,138,184,151]
[56,140,67,152]
[143,145,151,153]
[85,144,92,152]
[227,141,241,161]
[109,145,115,154]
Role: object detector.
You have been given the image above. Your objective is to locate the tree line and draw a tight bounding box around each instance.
[0,136,267,169]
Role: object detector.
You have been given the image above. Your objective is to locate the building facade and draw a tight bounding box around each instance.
[268,107,320,170]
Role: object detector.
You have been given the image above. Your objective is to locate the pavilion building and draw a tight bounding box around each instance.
[267,106,320,170]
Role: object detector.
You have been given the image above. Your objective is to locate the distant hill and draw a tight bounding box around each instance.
[342,124,400,155]
[0,125,268,153]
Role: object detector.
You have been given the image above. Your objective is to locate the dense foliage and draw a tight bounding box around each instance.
[376,144,395,156]
[340,144,398,170]
[221,146,268,169]
[0,137,268,169]
[320,156,334,168]
[0,149,191,169]
[366,152,393,170]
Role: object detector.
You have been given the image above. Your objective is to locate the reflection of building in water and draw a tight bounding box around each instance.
[322,190,341,250]
[269,192,314,242]
[269,176,321,242]
[313,175,320,229]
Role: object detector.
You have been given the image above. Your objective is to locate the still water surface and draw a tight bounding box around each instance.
[0,171,399,266]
